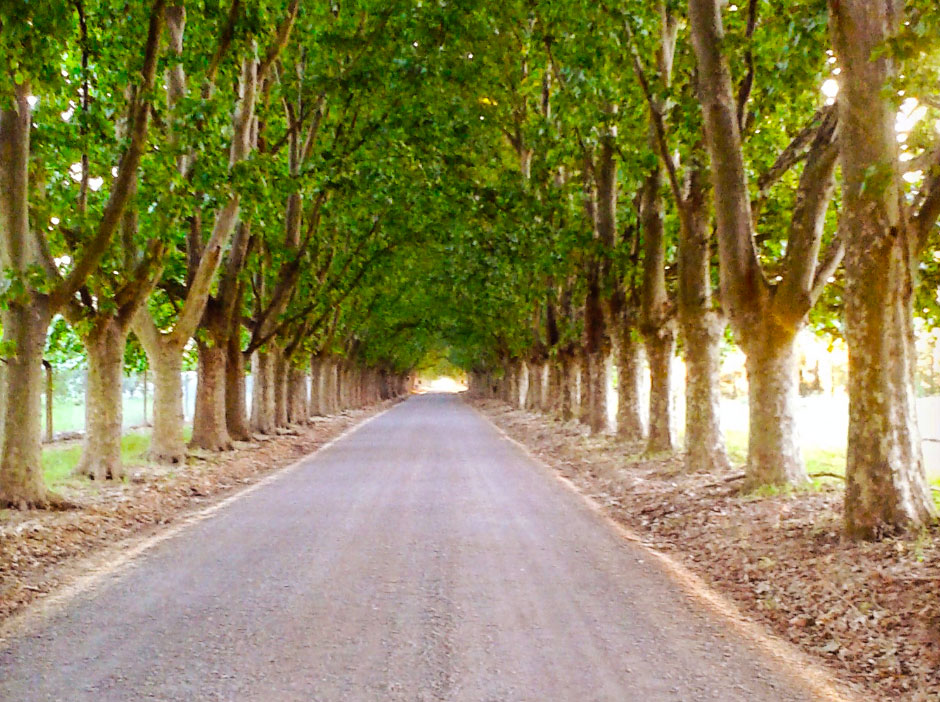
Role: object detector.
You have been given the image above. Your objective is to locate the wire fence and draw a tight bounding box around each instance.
[41,369,200,441]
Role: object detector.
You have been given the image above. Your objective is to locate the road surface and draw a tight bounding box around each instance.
[0,394,824,701]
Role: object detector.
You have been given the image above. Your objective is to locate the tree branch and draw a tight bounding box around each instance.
[50,0,165,309]
[774,110,839,322]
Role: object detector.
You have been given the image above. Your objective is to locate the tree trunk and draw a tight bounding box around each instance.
[323,360,337,414]
[0,299,57,507]
[190,343,232,451]
[225,334,250,441]
[76,322,127,481]
[538,362,551,411]
[843,246,934,536]
[682,312,729,471]
[143,367,148,425]
[615,330,645,441]
[645,328,676,453]
[584,349,607,433]
[309,357,323,417]
[149,348,186,465]
[743,331,806,487]
[43,361,53,443]
[677,165,729,471]
[524,361,540,410]
[273,348,289,427]
[561,355,576,421]
[830,0,935,537]
[288,366,308,423]
[250,351,276,433]
[0,91,62,506]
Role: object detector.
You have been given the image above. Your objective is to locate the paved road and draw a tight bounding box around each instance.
[0,394,822,701]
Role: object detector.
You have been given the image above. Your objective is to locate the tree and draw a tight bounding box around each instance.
[829,0,939,537]
[133,0,297,463]
[0,0,164,506]
[688,0,842,487]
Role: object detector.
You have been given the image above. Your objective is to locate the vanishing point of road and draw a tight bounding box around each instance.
[1,394,829,701]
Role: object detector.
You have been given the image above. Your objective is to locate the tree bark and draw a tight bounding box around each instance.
[0,299,56,507]
[225,331,250,441]
[743,329,806,487]
[615,329,646,441]
[677,167,729,471]
[639,163,676,454]
[287,366,308,423]
[830,0,935,537]
[273,347,289,427]
[309,356,323,417]
[76,321,127,481]
[538,362,551,411]
[190,342,232,450]
[250,351,276,433]
[149,348,186,464]
[524,360,540,410]
[43,361,54,443]
[690,0,838,487]
[645,328,676,453]
[582,277,608,432]
[682,313,729,471]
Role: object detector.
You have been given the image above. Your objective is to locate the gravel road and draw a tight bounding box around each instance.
[0,394,825,701]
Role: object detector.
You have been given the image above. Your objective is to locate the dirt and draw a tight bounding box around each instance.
[0,402,396,625]
[472,398,940,702]
[2,394,836,701]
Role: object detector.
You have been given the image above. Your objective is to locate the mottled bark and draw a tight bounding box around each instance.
[225,332,250,441]
[0,299,56,507]
[190,343,232,451]
[690,0,839,487]
[582,278,608,433]
[539,362,551,411]
[645,329,676,454]
[273,348,289,427]
[0,8,162,505]
[76,322,127,480]
[250,351,276,434]
[149,350,186,464]
[559,355,574,421]
[677,169,729,471]
[614,329,645,442]
[288,366,308,423]
[524,361,541,410]
[682,314,729,471]
[309,357,323,417]
[744,330,806,487]
[44,362,53,443]
[830,0,935,537]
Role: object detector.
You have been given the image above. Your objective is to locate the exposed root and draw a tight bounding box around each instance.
[187,439,234,453]
[0,490,80,511]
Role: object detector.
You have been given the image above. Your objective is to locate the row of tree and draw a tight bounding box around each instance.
[0,0,462,507]
[1,0,939,542]
[446,0,940,540]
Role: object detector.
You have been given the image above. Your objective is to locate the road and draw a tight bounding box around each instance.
[0,394,823,701]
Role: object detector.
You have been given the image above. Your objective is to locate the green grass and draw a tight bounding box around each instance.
[41,428,191,488]
[727,429,940,510]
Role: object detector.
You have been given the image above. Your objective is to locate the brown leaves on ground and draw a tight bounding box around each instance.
[474,400,940,702]
[0,403,394,624]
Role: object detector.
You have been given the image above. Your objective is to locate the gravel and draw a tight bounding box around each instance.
[0,394,821,701]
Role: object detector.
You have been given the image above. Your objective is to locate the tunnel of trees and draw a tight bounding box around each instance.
[1,0,939,541]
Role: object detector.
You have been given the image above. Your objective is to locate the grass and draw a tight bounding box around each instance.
[727,428,940,510]
[41,426,193,488]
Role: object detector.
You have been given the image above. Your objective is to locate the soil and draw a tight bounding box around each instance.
[472,399,940,702]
